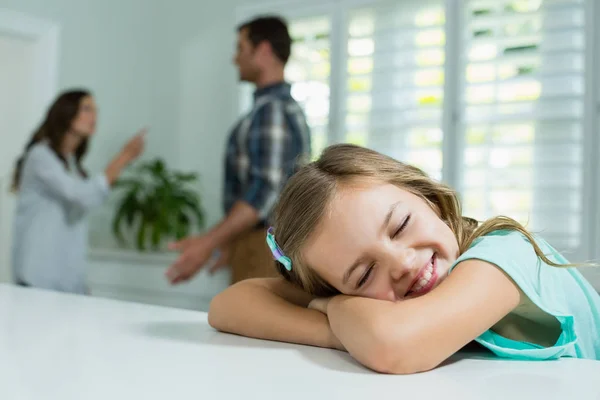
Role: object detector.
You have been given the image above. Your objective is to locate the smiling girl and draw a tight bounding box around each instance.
[208,144,600,374]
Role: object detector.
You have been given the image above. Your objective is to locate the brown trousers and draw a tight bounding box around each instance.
[229,228,278,284]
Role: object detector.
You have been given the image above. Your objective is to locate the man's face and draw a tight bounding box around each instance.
[233,28,261,83]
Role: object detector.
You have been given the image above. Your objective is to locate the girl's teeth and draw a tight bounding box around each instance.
[410,257,435,294]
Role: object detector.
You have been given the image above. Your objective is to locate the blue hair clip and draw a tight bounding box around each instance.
[266,227,292,271]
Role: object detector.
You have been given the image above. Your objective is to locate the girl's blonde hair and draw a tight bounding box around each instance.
[272,144,568,297]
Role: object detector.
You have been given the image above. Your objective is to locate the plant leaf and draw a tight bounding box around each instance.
[112,192,140,245]
[178,196,205,230]
[123,195,139,228]
[112,203,128,245]
[112,157,205,249]
[151,221,162,250]
[137,219,148,251]
[175,212,190,240]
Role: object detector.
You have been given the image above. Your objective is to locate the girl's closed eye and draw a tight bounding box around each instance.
[357,263,375,289]
[392,214,411,238]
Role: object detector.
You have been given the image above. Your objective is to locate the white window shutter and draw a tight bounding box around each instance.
[344,0,446,181]
[459,0,586,255]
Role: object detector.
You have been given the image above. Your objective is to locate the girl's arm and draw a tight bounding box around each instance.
[208,277,344,350]
[323,260,521,374]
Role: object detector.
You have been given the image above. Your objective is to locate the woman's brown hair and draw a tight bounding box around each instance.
[11,89,91,191]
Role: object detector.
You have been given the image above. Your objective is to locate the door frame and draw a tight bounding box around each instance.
[0,8,59,282]
[0,8,59,120]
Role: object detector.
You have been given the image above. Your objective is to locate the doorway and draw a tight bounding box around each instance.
[0,8,58,283]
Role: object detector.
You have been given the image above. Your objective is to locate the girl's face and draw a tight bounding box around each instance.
[304,181,460,301]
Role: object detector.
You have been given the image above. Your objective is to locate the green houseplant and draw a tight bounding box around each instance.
[111,158,205,251]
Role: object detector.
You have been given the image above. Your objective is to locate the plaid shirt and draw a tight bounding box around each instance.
[224,82,311,226]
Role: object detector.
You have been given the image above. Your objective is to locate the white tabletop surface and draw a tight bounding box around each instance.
[1,284,599,400]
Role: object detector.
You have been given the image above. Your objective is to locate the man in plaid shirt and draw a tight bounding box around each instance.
[166,16,311,285]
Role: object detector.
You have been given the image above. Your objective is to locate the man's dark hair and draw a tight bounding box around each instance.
[237,16,292,64]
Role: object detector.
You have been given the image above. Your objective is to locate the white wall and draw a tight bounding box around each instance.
[0,0,169,156]
[0,34,37,282]
[0,0,184,249]
[166,0,246,228]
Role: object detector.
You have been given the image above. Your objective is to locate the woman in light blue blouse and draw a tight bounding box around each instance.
[10,89,145,294]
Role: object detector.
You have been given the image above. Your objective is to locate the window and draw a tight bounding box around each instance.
[344,1,446,180]
[459,0,587,254]
[237,0,598,261]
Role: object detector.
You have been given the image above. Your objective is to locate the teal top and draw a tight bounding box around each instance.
[449,230,600,360]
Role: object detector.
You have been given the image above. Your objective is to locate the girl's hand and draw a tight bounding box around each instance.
[308,297,345,351]
[308,297,331,315]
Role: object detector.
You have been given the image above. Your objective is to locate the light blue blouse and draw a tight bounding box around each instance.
[12,142,109,294]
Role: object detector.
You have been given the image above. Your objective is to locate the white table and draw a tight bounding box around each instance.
[1,284,599,400]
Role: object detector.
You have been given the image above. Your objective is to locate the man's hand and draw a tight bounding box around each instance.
[166,235,217,284]
[208,244,232,275]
